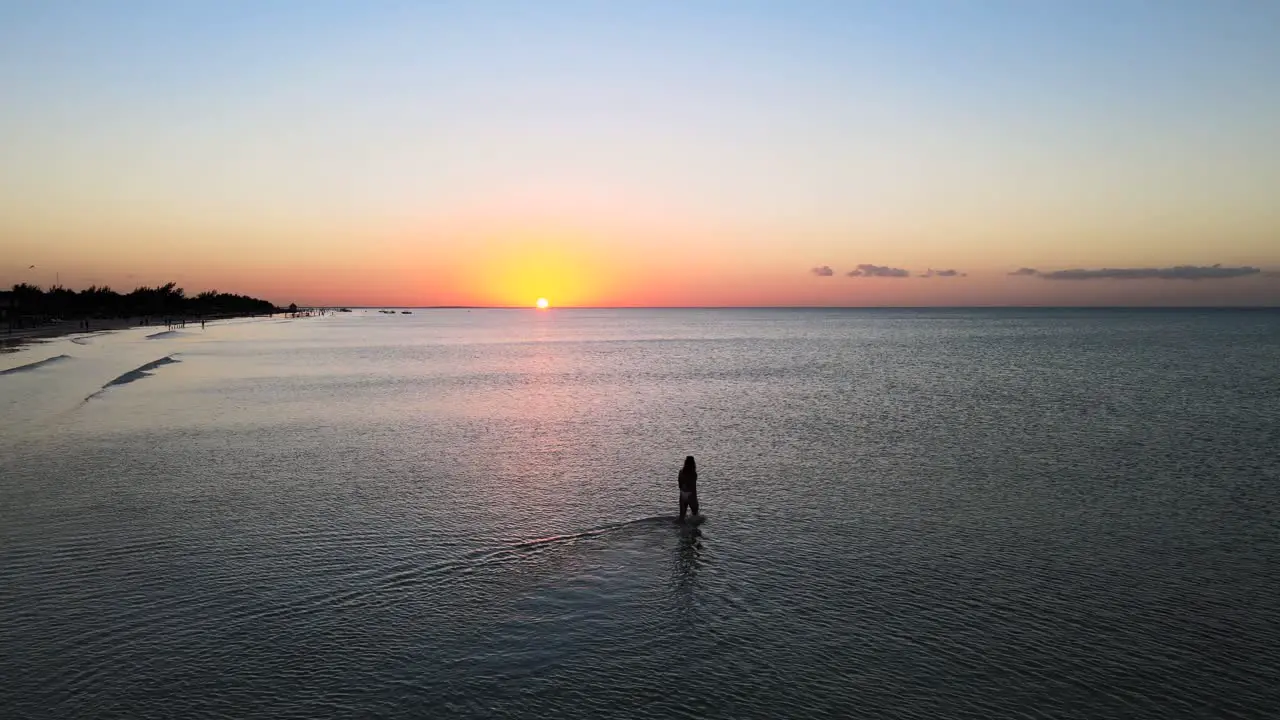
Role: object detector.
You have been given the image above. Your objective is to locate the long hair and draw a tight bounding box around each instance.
[682,456,696,474]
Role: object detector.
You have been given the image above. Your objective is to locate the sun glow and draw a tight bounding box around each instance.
[536,298,550,309]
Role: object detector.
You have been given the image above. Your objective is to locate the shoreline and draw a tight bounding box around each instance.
[0,314,277,354]
[1,317,146,353]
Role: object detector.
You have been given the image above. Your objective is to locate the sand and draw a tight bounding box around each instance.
[1,318,146,351]
[1,316,261,353]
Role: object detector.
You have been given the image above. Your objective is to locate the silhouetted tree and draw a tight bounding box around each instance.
[6,282,276,327]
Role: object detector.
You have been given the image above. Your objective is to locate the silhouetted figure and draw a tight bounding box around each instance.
[678,456,699,521]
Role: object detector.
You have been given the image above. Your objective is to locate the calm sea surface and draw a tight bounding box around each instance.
[2,308,1278,719]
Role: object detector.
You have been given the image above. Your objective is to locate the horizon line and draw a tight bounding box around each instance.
[315,304,1280,310]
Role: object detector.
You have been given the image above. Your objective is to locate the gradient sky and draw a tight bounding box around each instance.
[2,1,1278,306]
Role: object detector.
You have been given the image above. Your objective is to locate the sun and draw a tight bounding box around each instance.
[535,297,550,309]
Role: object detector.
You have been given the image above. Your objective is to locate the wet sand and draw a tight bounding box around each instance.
[1,316,256,353]
[1,318,147,352]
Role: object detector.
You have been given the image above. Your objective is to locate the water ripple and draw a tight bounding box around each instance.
[3,309,1278,719]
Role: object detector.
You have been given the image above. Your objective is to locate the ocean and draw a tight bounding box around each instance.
[2,308,1278,719]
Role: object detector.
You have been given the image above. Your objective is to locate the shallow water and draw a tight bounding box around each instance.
[2,309,1279,719]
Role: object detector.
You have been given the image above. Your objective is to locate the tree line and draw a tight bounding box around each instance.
[7,282,279,320]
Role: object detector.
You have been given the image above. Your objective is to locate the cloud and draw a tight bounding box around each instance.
[1009,267,1040,276]
[847,264,910,278]
[1038,264,1261,281]
[810,266,834,277]
[920,268,965,278]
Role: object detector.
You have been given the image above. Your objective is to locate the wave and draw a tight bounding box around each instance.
[0,354,72,376]
[84,355,180,400]
[503,514,684,551]
[374,516,682,588]
[0,512,700,682]
[257,515,689,616]
[146,330,190,340]
[414,516,694,582]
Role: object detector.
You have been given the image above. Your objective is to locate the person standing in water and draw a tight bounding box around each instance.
[678,456,699,521]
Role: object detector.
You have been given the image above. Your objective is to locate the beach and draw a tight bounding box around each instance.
[2,318,152,351]
[1,314,277,353]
